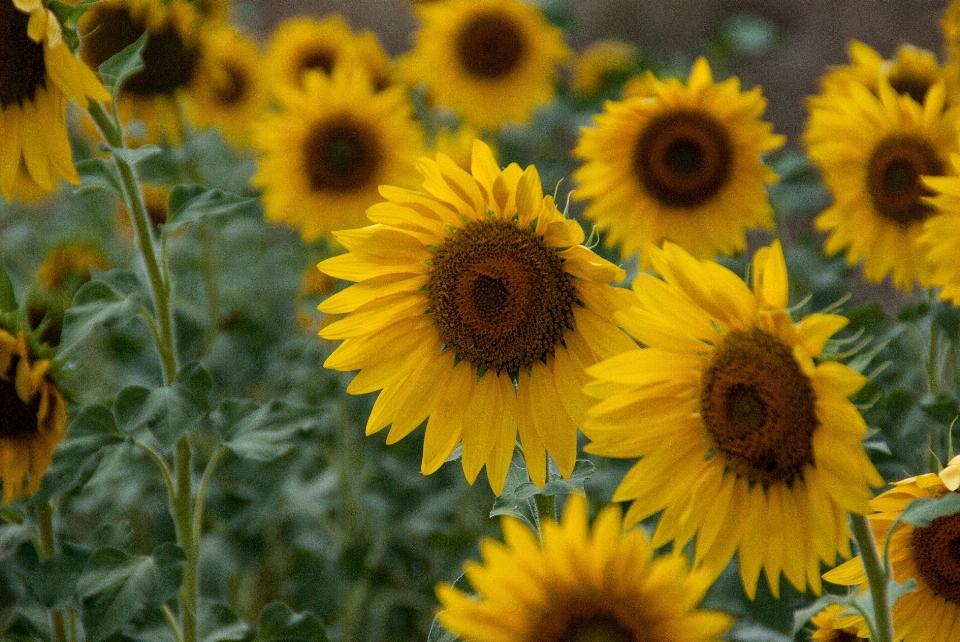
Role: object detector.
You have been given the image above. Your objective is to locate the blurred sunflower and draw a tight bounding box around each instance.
[572,57,784,267]
[0,328,68,504]
[317,140,635,494]
[824,457,960,642]
[808,604,870,642]
[582,241,883,599]
[407,0,570,129]
[0,0,110,202]
[821,41,950,106]
[185,25,267,147]
[921,155,960,304]
[430,125,493,173]
[436,494,732,642]
[189,0,229,23]
[35,243,109,294]
[805,78,959,291]
[569,39,640,99]
[78,0,202,143]
[252,66,425,242]
[264,15,392,96]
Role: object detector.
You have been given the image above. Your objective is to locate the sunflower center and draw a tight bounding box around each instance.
[455,10,527,79]
[212,62,247,105]
[887,71,932,105]
[825,632,861,642]
[302,116,382,193]
[558,614,635,642]
[80,6,199,97]
[0,358,41,440]
[633,110,734,208]
[428,219,577,376]
[911,507,960,604]
[298,47,336,79]
[700,328,819,486]
[866,135,943,226]
[0,1,47,109]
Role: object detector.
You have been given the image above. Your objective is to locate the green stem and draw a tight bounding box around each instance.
[533,494,557,536]
[173,436,198,642]
[38,502,68,642]
[87,101,178,385]
[850,512,893,642]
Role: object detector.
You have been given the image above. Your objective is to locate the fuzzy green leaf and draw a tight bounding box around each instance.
[164,184,260,233]
[76,158,124,197]
[98,31,148,99]
[114,362,213,447]
[60,271,146,357]
[247,602,328,642]
[0,264,17,312]
[899,492,960,528]
[217,399,321,462]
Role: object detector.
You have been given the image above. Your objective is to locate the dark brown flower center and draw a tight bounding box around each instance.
[302,116,382,193]
[887,71,933,105]
[824,631,862,642]
[866,135,943,226]
[212,61,247,105]
[455,10,527,80]
[428,219,577,376]
[297,47,336,81]
[533,603,644,642]
[700,328,819,486]
[911,507,960,604]
[80,6,199,97]
[0,1,47,109]
[0,357,41,440]
[633,110,734,208]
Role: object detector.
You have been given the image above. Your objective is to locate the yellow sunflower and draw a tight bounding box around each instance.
[821,41,950,106]
[317,140,635,494]
[406,0,570,129]
[35,243,109,294]
[804,78,960,291]
[185,25,267,147]
[582,241,884,599]
[252,65,425,242]
[0,328,68,504]
[808,604,870,642]
[920,155,960,304]
[572,57,784,267]
[264,15,392,96]
[430,125,495,173]
[569,39,640,99]
[823,457,960,642]
[0,0,110,202]
[78,0,202,143]
[436,494,732,642]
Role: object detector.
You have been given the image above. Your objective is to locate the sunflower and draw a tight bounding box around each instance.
[252,65,425,242]
[804,78,960,291]
[572,57,784,267]
[0,0,110,202]
[0,328,68,504]
[436,493,732,642]
[582,241,884,599]
[35,243,109,294]
[430,125,495,173]
[78,0,202,143]
[185,25,267,147]
[317,140,635,494]
[406,0,570,129]
[820,41,950,106]
[808,604,870,642]
[920,155,960,304]
[569,39,640,99]
[823,457,960,642]
[264,15,392,96]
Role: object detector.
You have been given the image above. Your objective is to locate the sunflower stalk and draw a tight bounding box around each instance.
[173,435,199,642]
[86,100,178,386]
[37,501,69,642]
[850,512,894,642]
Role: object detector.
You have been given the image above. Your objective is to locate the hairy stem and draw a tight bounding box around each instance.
[850,512,893,642]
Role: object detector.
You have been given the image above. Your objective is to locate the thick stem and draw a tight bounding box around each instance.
[38,502,68,642]
[533,494,557,536]
[174,436,198,642]
[87,101,178,385]
[850,512,894,642]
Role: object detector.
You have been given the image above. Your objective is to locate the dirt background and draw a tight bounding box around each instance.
[235,0,952,143]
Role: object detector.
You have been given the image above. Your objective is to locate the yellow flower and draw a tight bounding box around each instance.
[317,140,635,494]
[583,241,884,599]
[821,41,950,106]
[78,0,202,144]
[185,25,267,147]
[0,329,68,504]
[808,604,870,642]
[252,65,425,242]
[805,78,960,291]
[824,458,960,642]
[572,57,784,267]
[920,155,960,304]
[406,0,570,129]
[35,243,109,294]
[0,0,110,201]
[430,125,495,174]
[264,15,392,96]
[569,39,639,98]
[436,494,732,642]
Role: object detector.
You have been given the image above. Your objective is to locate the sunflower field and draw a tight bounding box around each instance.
[4,0,960,641]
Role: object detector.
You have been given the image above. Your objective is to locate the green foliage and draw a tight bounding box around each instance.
[97,32,148,100]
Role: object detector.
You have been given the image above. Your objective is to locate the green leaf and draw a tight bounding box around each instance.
[919,392,959,424]
[488,463,538,531]
[78,542,186,642]
[20,541,91,610]
[0,264,17,312]
[216,399,321,462]
[109,145,162,168]
[33,404,125,503]
[164,184,260,233]
[76,158,123,197]
[59,272,146,356]
[789,593,849,637]
[425,573,470,642]
[898,492,960,528]
[98,31,148,99]
[247,602,328,642]
[114,362,213,447]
